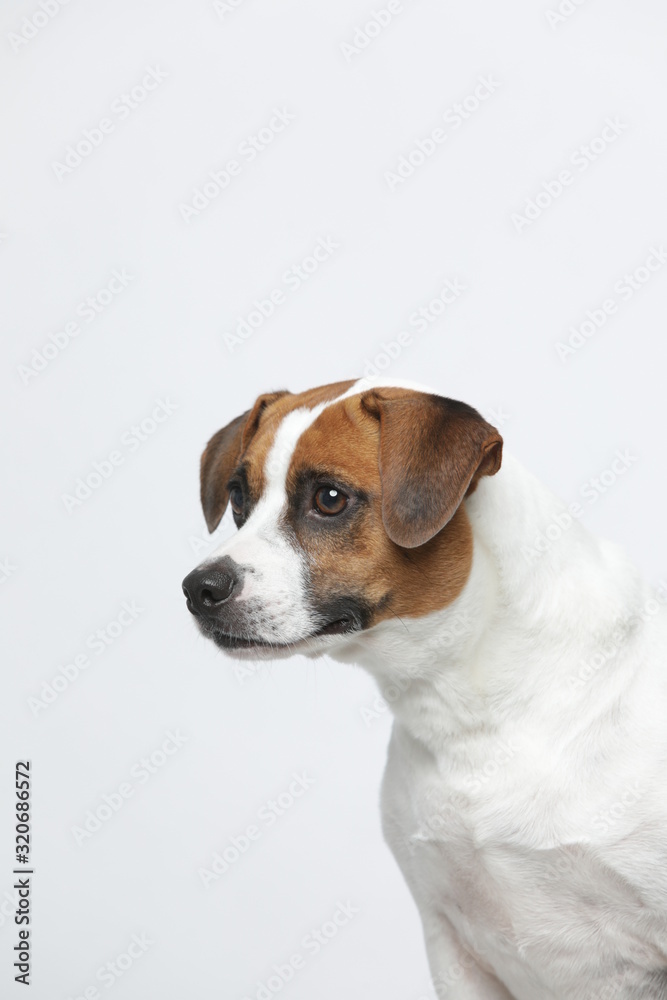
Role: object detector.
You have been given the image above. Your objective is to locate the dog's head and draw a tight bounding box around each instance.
[182,379,502,659]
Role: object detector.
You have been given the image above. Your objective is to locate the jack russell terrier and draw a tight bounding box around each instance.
[182,378,667,1000]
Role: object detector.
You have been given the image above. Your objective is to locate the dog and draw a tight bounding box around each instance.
[182,378,667,999]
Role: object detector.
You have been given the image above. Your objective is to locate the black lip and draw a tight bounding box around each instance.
[192,593,379,652]
[201,616,359,651]
[312,616,355,637]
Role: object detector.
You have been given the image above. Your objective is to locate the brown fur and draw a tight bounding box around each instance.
[200,382,356,530]
[360,387,502,548]
[232,381,357,505]
[200,380,501,624]
[285,394,478,624]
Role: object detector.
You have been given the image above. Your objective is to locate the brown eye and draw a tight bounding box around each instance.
[314,486,347,516]
[229,486,244,516]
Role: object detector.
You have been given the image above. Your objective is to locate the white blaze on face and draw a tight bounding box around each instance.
[198,377,439,645]
[204,404,328,643]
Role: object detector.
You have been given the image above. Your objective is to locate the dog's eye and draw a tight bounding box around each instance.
[314,486,348,516]
[229,486,244,516]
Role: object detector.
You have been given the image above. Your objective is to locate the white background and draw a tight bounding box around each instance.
[2,0,667,997]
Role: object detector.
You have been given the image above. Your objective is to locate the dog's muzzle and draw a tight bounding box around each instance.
[181,554,368,653]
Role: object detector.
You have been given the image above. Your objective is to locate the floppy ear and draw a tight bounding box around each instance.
[361,389,502,548]
[200,391,289,532]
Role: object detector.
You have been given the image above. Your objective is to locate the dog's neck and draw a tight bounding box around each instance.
[331,453,647,757]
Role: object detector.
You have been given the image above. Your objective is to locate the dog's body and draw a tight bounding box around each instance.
[183,379,667,999]
[368,454,667,999]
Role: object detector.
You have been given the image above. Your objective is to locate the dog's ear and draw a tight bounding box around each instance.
[200,391,289,532]
[360,388,502,548]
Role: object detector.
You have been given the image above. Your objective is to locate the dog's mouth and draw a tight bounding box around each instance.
[199,615,360,652]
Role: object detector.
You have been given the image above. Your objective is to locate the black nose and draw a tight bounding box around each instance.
[182,560,238,616]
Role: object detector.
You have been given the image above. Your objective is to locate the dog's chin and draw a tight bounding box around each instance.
[197,618,362,662]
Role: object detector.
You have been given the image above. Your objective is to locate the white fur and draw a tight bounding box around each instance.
[203,404,328,651]
[330,453,667,999]
[202,379,667,995]
[199,378,436,655]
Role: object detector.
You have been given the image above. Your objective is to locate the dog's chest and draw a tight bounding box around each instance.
[384,747,526,957]
[380,724,666,997]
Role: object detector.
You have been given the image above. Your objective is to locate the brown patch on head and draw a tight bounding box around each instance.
[200,390,289,532]
[360,388,502,548]
[199,381,356,531]
[284,389,502,626]
[199,380,502,633]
